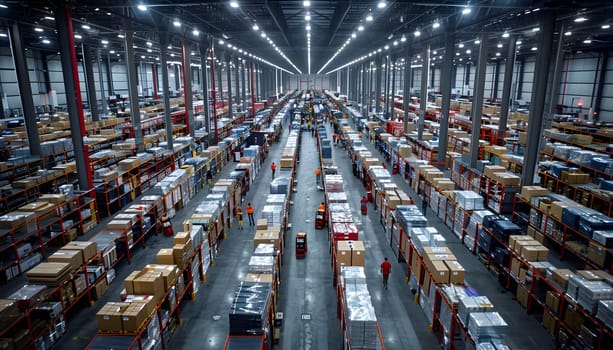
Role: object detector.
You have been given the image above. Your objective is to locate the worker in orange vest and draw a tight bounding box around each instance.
[246,203,255,226]
[318,202,326,211]
[315,168,321,184]
[271,162,276,179]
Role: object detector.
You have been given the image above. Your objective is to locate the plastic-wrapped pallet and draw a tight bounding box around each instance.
[458,296,494,326]
[596,300,613,326]
[455,191,485,211]
[247,256,276,274]
[260,205,284,228]
[265,194,286,205]
[329,203,352,213]
[270,172,291,194]
[340,266,367,287]
[568,149,599,165]
[324,175,344,192]
[576,281,613,313]
[329,211,354,223]
[593,230,613,248]
[467,312,507,343]
[253,243,277,257]
[229,282,271,335]
[326,192,348,203]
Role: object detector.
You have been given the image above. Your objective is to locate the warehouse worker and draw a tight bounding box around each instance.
[318,202,326,212]
[361,196,368,215]
[246,203,255,226]
[315,168,321,184]
[271,162,277,179]
[380,257,392,290]
[422,195,428,216]
[234,205,243,230]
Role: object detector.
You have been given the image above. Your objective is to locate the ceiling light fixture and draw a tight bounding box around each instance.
[433,21,440,29]
[82,24,91,30]
[564,31,572,36]
[532,27,540,32]
[305,14,311,21]
[496,52,501,56]
[531,47,537,51]
[574,16,587,22]
[497,43,503,48]
[358,25,364,31]
[366,14,373,22]
[458,43,464,48]
[602,24,611,29]
[516,40,522,45]
[261,32,266,38]
[219,39,224,45]
[42,39,50,44]
[502,32,509,38]
[462,7,471,15]
[401,35,406,42]
[303,1,310,7]
[44,16,54,20]
[351,32,356,38]
[193,29,199,36]
[377,1,386,9]
[306,25,311,31]
[101,40,109,44]
[252,24,259,31]
[110,50,115,54]
[173,20,181,27]
[74,34,82,39]
[137,4,147,11]
[474,39,480,44]
[118,34,125,38]
[230,1,239,8]
[414,29,420,37]
[0,4,8,9]
[34,27,43,32]
[583,38,592,44]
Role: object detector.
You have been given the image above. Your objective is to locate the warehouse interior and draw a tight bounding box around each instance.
[0,1,612,350]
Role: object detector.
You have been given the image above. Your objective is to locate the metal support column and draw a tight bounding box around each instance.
[375,56,383,113]
[403,43,413,133]
[159,32,174,151]
[210,38,219,143]
[384,55,390,117]
[390,56,397,118]
[226,55,233,117]
[492,61,500,99]
[106,53,114,96]
[234,57,240,107]
[124,28,143,152]
[182,41,195,137]
[250,62,256,117]
[241,60,247,112]
[498,35,517,139]
[199,42,211,141]
[593,51,608,121]
[152,63,159,99]
[418,42,430,140]
[548,24,566,118]
[54,5,92,190]
[361,63,367,114]
[82,44,99,121]
[469,30,489,168]
[516,58,524,100]
[8,22,41,156]
[522,10,556,186]
[97,50,108,114]
[437,27,455,166]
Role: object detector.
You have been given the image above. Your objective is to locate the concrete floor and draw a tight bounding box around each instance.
[29,111,555,350]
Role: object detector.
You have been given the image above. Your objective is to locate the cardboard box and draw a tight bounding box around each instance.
[48,249,84,271]
[143,264,179,291]
[256,219,268,230]
[546,290,561,312]
[39,194,66,204]
[509,235,534,252]
[336,241,365,267]
[542,310,557,336]
[565,172,590,184]
[429,260,450,284]
[173,232,191,245]
[121,301,148,332]
[484,165,507,179]
[107,219,132,231]
[124,295,156,316]
[510,257,522,277]
[551,268,574,290]
[587,241,607,268]
[516,285,529,308]
[93,279,108,300]
[156,249,174,265]
[550,201,581,220]
[279,158,293,168]
[97,302,129,332]
[124,271,140,295]
[254,229,281,249]
[520,186,549,201]
[521,244,547,261]
[132,271,164,301]
[444,260,465,284]
[563,305,585,333]
[0,300,20,330]
[62,241,97,262]
[244,273,274,284]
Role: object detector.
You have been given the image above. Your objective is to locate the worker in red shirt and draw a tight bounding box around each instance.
[271,162,276,179]
[380,257,392,290]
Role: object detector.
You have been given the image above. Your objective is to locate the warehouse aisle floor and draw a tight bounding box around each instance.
[277,130,340,350]
[361,134,556,350]
[328,126,441,350]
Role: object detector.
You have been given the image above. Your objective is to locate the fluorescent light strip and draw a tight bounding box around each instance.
[219,39,294,74]
[259,31,302,74]
[316,5,387,74]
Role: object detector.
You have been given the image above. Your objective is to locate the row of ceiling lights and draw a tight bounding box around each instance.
[217,39,294,74]
[317,0,387,74]
[250,23,302,74]
[327,11,610,74]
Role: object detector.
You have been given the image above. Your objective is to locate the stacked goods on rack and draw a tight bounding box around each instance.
[339,266,382,349]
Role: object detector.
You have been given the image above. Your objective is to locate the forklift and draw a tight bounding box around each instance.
[314,209,326,229]
[295,232,307,258]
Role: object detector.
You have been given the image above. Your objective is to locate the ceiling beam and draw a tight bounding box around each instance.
[327,1,351,46]
[265,0,291,46]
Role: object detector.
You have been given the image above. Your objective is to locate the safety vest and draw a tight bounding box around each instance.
[246,206,254,214]
[315,169,321,176]
[271,163,276,171]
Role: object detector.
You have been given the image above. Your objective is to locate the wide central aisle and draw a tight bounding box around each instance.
[277,131,340,350]
[170,128,291,349]
[327,124,440,350]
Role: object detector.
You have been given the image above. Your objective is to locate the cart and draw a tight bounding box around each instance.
[296,232,307,258]
[161,216,174,236]
[315,209,326,229]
